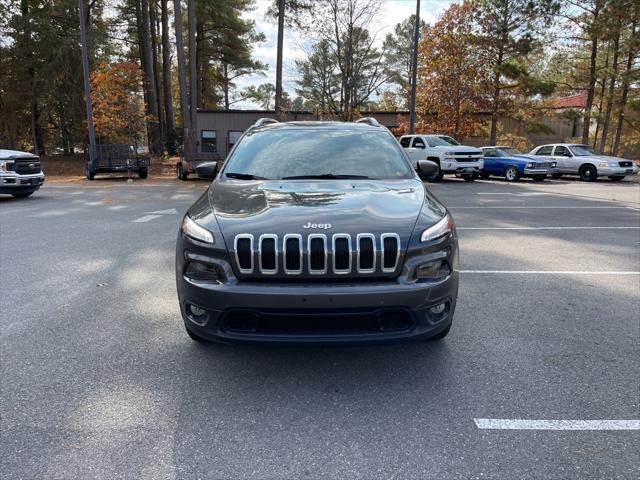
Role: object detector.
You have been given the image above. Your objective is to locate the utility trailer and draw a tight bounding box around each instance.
[85,144,149,180]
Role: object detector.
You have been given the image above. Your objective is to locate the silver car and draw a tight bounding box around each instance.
[529,144,638,182]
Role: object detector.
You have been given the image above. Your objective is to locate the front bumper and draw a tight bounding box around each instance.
[176,233,459,344]
[0,172,45,194]
[440,160,483,174]
[524,167,559,176]
[596,165,638,177]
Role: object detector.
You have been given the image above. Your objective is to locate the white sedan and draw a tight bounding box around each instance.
[529,144,638,181]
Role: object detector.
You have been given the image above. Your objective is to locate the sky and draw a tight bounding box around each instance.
[236,0,454,108]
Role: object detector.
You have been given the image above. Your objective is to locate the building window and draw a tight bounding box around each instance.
[228,130,243,152]
[201,130,217,153]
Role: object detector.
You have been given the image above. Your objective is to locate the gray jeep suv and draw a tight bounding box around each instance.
[175,119,459,344]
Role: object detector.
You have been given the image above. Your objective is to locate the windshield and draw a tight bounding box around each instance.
[438,135,460,146]
[569,145,596,156]
[426,136,455,147]
[499,147,522,156]
[223,129,414,180]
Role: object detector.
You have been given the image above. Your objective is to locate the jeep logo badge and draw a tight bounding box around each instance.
[303,222,332,230]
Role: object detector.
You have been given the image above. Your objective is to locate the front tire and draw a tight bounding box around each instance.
[177,164,188,181]
[532,175,546,182]
[462,172,478,182]
[11,192,33,198]
[425,163,444,183]
[504,166,520,182]
[579,164,597,182]
[551,173,563,179]
[138,168,148,179]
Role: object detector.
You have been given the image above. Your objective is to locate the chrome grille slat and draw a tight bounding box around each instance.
[356,233,376,273]
[258,234,278,274]
[234,234,254,274]
[332,234,352,274]
[308,234,328,274]
[380,233,400,273]
[283,234,303,274]
[233,233,400,276]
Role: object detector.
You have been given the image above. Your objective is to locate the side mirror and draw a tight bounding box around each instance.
[417,160,439,177]
[195,161,218,178]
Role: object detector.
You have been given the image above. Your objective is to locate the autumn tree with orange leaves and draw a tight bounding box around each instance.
[90,62,147,144]
[412,1,490,138]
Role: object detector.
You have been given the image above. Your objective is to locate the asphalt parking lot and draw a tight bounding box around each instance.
[1,176,639,479]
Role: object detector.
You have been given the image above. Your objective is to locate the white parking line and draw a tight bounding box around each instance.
[459,270,640,275]
[458,226,640,230]
[474,419,640,430]
[132,208,178,223]
[132,214,163,223]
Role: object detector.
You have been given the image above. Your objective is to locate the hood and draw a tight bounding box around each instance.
[581,154,628,162]
[0,149,39,160]
[433,145,482,153]
[208,179,430,243]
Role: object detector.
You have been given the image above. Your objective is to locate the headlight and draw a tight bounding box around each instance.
[551,162,557,167]
[182,215,214,243]
[444,151,456,157]
[0,161,7,172]
[527,162,535,168]
[421,214,454,242]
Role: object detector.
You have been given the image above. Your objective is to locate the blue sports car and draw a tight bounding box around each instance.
[480,146,559,182]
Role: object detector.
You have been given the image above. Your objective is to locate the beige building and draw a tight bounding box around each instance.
[196,109,578,157]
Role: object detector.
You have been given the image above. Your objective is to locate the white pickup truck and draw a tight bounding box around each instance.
[399,134,483,182]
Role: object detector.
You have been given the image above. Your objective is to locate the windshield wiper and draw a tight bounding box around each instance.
[225,172,267,180]
[282,173,371,180]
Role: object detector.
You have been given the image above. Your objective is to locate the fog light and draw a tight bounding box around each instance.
[189,305,206,317]
[185,260,222,283]
[430,303,446,315]
[416,260,451,280]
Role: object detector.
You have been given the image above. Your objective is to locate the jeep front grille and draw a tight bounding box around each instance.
[233,233,401,276]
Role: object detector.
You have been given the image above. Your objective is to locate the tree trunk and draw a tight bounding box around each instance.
[149,0,165,145]
[592,47,609,148]
[161,0,175,151]
[275,0,285,119]
[612,8,638,156]
[196,22,203,108]
[173,0,191,152]
[224,64,230,110]
[581,2,602,144]
[188,0,198,151]
[136,0,150,135]
[140,0,162,154]
[598,20,621,154]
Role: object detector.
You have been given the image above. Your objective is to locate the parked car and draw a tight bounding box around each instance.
[176,118,459,344]
[176,152,220,180]
[528,143,638,181]
[0,149,45,197]
[399,134,483,182]
[480,146,559,182]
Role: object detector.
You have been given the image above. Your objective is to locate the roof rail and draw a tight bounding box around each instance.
[355,117,381,127]
[252,117,279,128]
